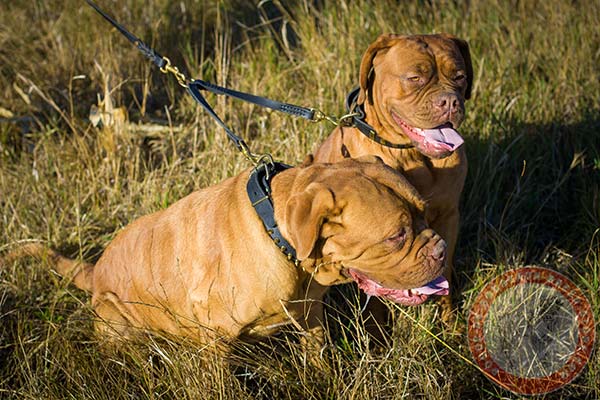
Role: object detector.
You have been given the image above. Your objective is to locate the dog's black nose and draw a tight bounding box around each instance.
[434,93,460,115]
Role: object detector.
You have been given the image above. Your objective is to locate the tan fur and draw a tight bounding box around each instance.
[313,34,472,319]
[2,158,446,345]
[1,243,94,292]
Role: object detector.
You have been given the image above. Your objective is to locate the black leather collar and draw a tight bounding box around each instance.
[246,162,300,266]
[345,87,414,150]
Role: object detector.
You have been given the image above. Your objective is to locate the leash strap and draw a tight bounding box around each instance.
[86,0,301,264]
[85,0,409,153]
[85,0,167,70]
[187,81,257,160]
[345,87,415,150]
[85,0,324,124]
[247,162,299,266]
[189,79,317,122]
[85,0,334,158]
[190,81,299,263]
[190,79,299,263]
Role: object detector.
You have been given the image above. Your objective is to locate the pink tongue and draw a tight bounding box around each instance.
[348,269,449,299]
[420,127,464,150]
[412,275,449,295]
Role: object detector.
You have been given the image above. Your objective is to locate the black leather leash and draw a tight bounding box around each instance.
[344,87,414,149]
[188,79,319,122]
[85,1,410,264]
[85,0,300,264]
[86,0,408,153]
[85,0,335,160]
[186,81,331,161]
[85,0,167,70]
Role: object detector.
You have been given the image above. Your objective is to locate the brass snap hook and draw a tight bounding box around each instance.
[238,141,259,166]
[160,57,189,88]
[309,108,338,126]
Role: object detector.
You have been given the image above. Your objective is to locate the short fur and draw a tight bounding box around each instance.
[313,34,472,320]
[2,157,446,346]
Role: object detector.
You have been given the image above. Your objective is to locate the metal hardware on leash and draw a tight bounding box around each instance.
[310,108,366,128]
[236,141,275,170]
[85,0,345,168]
[87,0,301,267]
[255,154,276,180]
[309,108,339,126]
[238,141,259,166]
[160,57,189,88]
[310,109,363,128]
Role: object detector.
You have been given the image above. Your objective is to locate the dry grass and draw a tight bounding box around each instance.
[1,0,599,398]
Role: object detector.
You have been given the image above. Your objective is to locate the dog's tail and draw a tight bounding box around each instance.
[1,243,94,292]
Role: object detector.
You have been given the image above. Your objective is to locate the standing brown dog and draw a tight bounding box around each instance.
[313,34,472,320]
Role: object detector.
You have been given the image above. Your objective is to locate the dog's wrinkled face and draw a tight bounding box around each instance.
[359,33,473,159]
[282,158,448,306]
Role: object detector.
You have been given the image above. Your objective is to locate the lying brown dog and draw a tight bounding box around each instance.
[313,33,472,319]
[3,157,448,346]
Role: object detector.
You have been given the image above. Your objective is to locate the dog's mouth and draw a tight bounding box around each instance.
[391,111,464,156]
[347,269,449,306]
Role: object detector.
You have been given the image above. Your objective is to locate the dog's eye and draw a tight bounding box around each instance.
[454,73,466,82]
[386,228,407,247]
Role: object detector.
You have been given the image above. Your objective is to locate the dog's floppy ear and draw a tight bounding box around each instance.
[442,34,473,100]
[363,161,426,213]
[358,33,403,105]
[284,182,334,260]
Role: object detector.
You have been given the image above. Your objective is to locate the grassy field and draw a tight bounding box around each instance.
[1,0,599,398]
